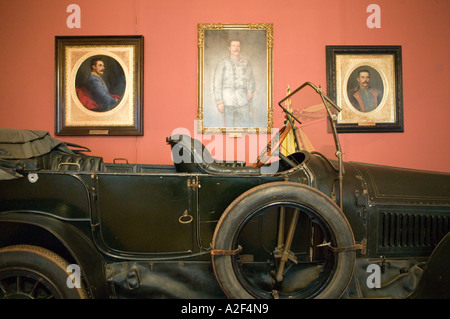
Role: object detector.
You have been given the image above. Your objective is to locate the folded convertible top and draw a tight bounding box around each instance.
[0,128,74,160]
[0,128,76,180]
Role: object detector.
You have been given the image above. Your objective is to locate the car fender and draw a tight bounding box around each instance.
[410,232,450,299]
[0,212,109,298]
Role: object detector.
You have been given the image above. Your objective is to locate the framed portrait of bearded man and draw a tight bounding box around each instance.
[197,23,273,134]
[326,46,403,133]
[55,36,144,136]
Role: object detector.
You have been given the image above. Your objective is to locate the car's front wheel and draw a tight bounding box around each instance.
[212,182,356,299]
[0,245,88,299]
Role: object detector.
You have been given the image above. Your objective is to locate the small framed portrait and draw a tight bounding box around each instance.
[326,46,403,133]
[197,23,273,134]
[55,36,144,135]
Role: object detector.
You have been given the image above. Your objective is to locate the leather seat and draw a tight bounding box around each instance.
[166,135,261,175]
[39,151,104,172]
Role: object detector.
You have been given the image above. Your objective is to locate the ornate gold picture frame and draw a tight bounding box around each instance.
[55,36,144,136]
[326,46,403,133]
[197,23,273,134]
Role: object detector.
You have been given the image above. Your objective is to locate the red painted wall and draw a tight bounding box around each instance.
[0,0,449,172]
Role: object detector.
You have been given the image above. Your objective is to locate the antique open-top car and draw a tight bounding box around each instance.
[0,82,449,299]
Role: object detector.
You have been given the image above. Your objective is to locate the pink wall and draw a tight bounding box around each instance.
[0,0,449,172]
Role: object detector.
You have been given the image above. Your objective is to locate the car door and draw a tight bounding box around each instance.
[94,173,195,256]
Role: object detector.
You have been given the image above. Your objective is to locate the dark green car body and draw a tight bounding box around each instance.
[1,83,449,299]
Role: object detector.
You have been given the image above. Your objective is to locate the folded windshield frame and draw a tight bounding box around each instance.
[277,81,344,209]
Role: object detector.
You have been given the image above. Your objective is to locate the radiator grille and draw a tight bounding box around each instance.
[380,212,449,248]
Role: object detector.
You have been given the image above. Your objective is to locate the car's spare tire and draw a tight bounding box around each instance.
[212,182,356,299]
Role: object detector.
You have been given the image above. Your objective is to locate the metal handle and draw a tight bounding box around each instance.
[113,158,129,164]
[57,162,81,171]
[178,210,193,224]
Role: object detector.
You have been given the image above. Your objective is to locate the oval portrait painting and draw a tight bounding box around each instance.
[346,66,384,113]
[75,55,126,112]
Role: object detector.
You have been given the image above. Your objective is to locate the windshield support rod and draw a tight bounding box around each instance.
[277,81,344,209]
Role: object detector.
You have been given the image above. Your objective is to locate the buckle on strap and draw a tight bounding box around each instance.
[211,245,242,256]
[317,240,366,254]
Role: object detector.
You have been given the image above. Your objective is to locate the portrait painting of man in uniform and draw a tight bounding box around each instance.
[346,66,384,113]
[198,24,273,134]
[75,55,125,113]
[55,36,144,136]
[326,45,403,133]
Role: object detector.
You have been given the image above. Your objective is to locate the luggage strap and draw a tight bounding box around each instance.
[210,245,242,256]
[317,241,366,254]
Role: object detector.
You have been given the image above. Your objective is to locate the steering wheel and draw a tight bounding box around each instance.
[253,122,292,168]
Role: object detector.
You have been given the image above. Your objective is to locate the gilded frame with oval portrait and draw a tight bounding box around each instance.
[55,36,144,136]
[326,46,403,133]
